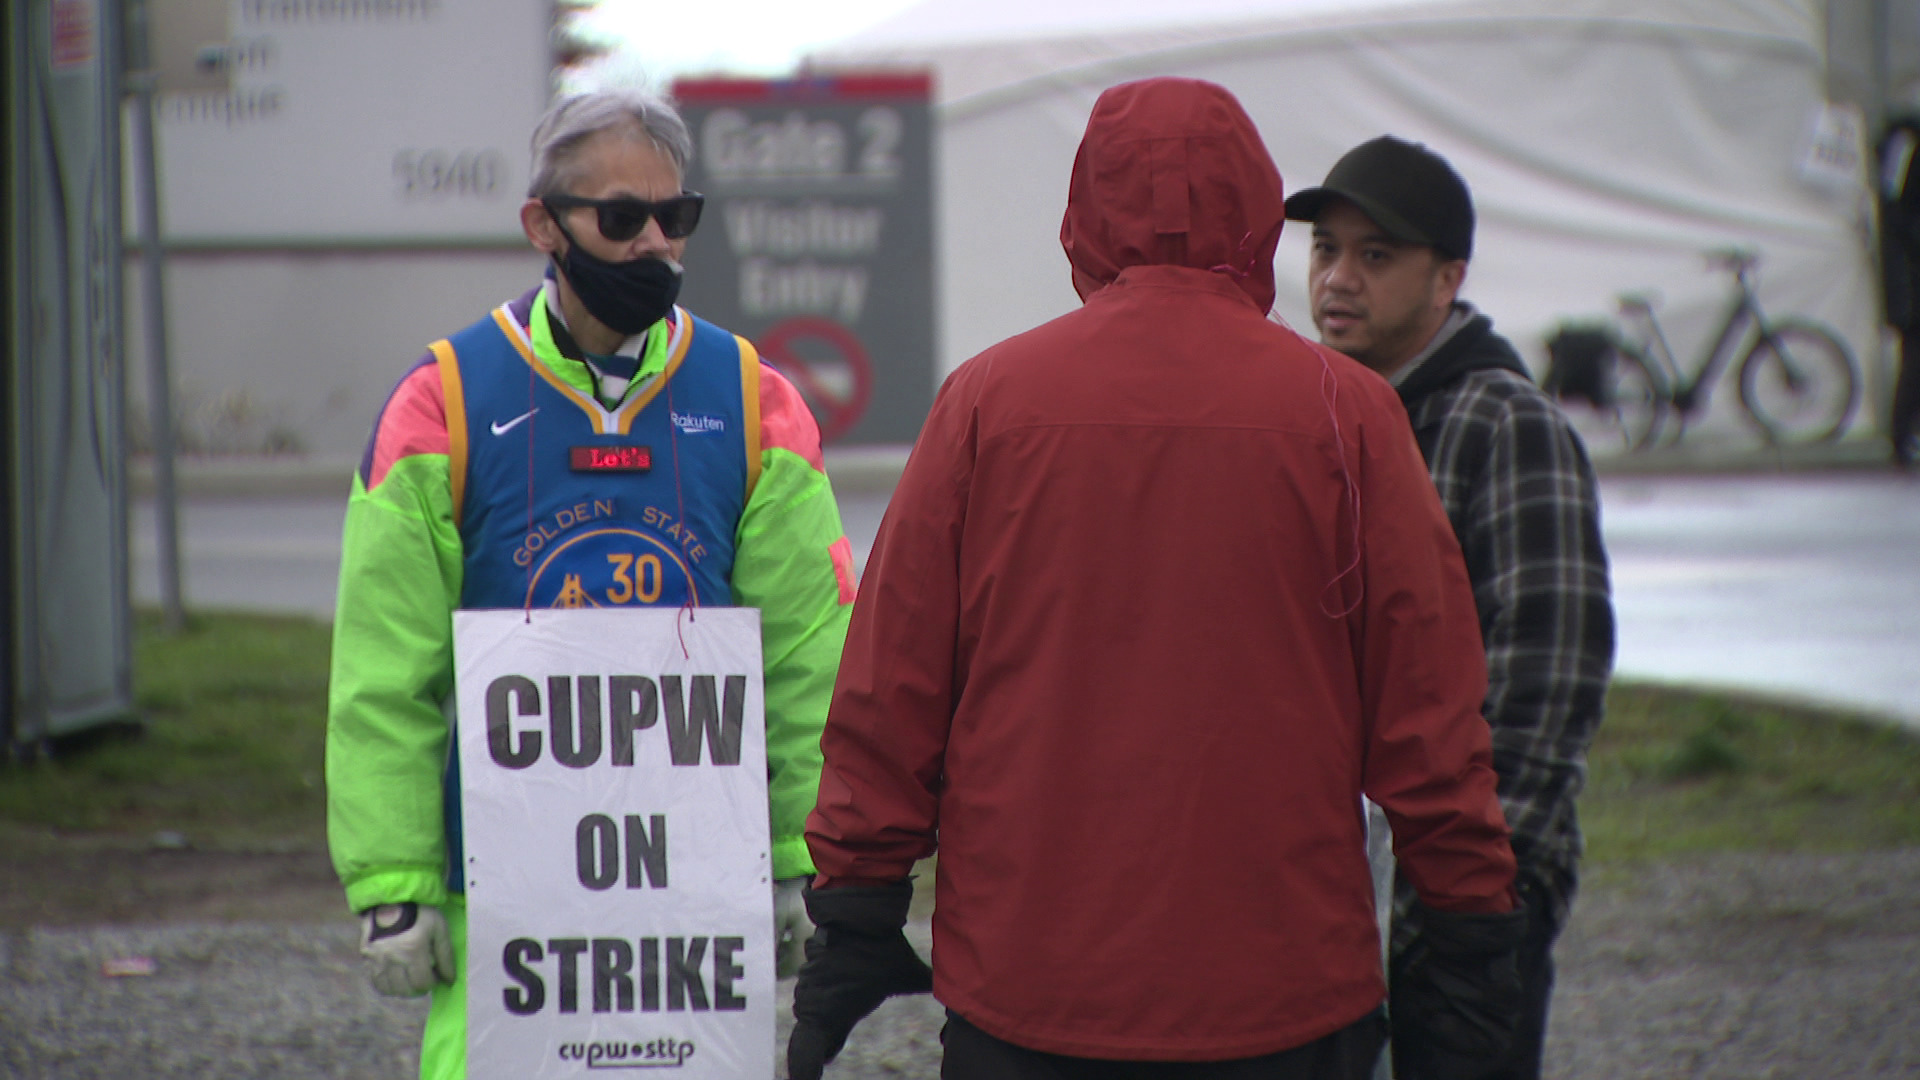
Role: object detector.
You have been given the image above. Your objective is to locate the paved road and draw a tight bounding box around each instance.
[1601,470,1920,726]
[131,468,1920,727]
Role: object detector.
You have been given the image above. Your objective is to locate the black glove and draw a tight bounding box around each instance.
[787,880,933,1080]
[1389,900,1527,1080]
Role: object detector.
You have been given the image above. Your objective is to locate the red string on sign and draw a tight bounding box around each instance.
[668,325,694,661]
[524,344,537,623]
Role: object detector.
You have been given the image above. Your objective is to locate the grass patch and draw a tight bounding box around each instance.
[3,613,1918,869]
[1583,684,1920,864]
[0,610,331,849]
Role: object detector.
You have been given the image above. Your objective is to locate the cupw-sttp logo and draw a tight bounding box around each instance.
[671,412,726,435]
[558,1036,696,1070]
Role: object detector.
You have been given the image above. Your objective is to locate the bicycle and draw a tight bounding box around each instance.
[1544,249,1860,451]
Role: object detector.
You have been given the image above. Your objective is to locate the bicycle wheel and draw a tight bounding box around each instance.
[1737,320,1859,444]
[1558,346,1665,453]
[1609,347,1667,451]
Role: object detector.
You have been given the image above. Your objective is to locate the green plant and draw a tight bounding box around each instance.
[0,611,332,847]
[4,616,1917,871]
[1582,684,1920,864]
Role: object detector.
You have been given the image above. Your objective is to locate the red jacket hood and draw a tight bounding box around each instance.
[1060,77,1286,313]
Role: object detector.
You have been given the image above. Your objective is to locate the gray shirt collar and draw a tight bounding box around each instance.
[1390,302,1477,388]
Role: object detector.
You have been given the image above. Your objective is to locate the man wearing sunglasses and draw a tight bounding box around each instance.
[325,88,857,1080]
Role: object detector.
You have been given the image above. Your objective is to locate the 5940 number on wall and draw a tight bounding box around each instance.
[393,149,505,199]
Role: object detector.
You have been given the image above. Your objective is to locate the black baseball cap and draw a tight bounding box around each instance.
[1284,135,1475,261]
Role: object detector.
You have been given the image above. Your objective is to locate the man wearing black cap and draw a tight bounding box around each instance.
[1286,136,1616,1080]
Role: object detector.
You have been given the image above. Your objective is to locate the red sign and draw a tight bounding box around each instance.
[757,318,875,444]
[569,445,652,473]
[674,73,933,103]
[50,0,94,70]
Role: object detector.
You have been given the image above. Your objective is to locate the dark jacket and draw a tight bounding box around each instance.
[806,77,1517,1061]
[1392,311,1615,945]
[1878,124,1920,331]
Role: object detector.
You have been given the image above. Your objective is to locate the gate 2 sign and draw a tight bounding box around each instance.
[674,74,936,447]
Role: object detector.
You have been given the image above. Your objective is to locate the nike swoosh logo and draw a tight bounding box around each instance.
[490,408,539,436]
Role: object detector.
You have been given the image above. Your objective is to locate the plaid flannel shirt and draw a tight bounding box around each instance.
[1391,324,1616,949]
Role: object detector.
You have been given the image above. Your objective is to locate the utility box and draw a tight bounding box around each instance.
[2,0,136,749]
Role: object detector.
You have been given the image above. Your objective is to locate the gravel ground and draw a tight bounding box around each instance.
[2,849,1915,1079]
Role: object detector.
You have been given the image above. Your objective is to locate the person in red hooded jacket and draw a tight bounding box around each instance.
[787,77,1525,1080]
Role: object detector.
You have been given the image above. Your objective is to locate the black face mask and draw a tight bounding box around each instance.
[549,218,683,336]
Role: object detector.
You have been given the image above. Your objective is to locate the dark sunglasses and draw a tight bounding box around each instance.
[542,192,705,242]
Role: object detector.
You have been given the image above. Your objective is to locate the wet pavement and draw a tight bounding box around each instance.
[131,460,1920,728]
[1600,469,1920,727]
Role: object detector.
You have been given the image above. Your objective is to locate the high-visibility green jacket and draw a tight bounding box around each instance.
[327,285,853,913]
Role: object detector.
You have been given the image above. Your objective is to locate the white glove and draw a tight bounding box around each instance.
[773,877,816,979]
[359,902,455,997]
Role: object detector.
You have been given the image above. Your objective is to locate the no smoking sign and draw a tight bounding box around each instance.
[757,317,875,445]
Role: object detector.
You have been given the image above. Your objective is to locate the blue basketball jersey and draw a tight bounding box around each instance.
[431,299,765,892]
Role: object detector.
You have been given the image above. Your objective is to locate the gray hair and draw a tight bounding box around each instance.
[526,89,695,197]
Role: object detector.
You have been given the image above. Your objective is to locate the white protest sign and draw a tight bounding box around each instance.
[454,607,773,1080]
[1798,101,1868,198]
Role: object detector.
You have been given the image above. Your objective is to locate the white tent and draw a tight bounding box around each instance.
[815,0,1886,446]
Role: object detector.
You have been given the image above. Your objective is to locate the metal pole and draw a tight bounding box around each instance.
[128,71,184,633]
[1,0,16,751]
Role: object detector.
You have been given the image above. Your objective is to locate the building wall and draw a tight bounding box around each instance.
[122,246,543,459]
